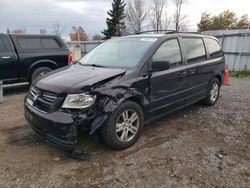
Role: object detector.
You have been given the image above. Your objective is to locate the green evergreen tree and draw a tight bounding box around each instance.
[102,0,126,39]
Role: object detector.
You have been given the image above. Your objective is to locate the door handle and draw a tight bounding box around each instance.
[188,69,196,74]
[1,56,11,59]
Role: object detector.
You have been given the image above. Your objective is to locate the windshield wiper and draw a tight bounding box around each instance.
[81,64,106,68]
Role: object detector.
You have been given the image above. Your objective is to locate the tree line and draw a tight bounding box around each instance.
[6,0,249,40]
[103,0,250,39]
[198,10,249,31]
[103,0,189,39]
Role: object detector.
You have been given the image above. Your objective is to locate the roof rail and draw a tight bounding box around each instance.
[178,31,201,34]
[135,30,176,34]
[135,30,201,35]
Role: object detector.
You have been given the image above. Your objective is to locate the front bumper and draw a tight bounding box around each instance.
[24,103,84,151]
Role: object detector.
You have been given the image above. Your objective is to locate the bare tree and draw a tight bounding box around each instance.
[172,0,188,31]
[70,26,89,41]
[52,21,63,36]
[39,29,47,35]
[151,0,167,33]
[163,12,171,30]
[125,0,148,33]
[11,28,26,34]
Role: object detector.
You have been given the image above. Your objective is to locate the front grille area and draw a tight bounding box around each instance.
[28,86,58,113]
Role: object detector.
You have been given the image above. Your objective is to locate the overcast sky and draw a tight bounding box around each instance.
[0,0,249,37]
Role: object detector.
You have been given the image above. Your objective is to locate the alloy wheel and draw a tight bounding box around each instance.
[115,109,139,142]
[38,71,49,78]
[210,82,219,102]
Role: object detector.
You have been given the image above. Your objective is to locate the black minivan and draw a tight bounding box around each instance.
[24,32,225,155]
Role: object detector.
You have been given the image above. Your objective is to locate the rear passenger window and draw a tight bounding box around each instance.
[41,38,61,49]
[17,37,61,50]
[152,39,182,69]
[205,38,222,58]
[183,38,206,64]
[18,38,42,49]
[0,37,6,52]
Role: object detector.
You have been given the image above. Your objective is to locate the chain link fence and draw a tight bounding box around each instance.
[65,41,103,62]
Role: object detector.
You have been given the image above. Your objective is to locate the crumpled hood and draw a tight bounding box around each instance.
[35,63,126,94]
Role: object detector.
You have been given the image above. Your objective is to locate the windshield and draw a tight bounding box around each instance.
[79,38,157,68]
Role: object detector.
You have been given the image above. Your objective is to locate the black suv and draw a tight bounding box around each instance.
[0,34,70,84]
[24,32,225,156]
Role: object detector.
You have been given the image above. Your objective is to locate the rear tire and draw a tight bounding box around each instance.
[31,67,52,82]
[202,78,220,106]
[101,101,144,150]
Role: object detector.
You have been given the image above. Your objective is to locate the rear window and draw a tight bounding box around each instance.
[41,38,61,49]
[205,38,222,58]
[18,38,42,49]
[17,37,61,50]
[183,38,207,64]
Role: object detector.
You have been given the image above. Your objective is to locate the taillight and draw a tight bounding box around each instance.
[68,52,73,65]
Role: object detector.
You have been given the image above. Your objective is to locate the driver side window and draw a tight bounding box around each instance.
[152,39,182,69]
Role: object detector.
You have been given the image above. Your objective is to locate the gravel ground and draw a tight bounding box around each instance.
[0,78,249,188]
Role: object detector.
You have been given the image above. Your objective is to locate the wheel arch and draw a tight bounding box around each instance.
[90,93,148,135]
[28,60,58,81]
[215,74,222,85]
[125,96,146,114]
[112,92,149,116]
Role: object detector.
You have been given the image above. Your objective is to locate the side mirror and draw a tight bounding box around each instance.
[151,60,170,71]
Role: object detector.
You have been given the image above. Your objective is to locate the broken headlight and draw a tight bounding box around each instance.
[62,93,96,109]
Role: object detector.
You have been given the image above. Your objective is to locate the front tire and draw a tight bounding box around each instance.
[101,101,144,150]
[31,67,52,82]
[202,78,221,106]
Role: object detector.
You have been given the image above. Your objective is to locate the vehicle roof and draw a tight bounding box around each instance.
[124,34,165,38]
[8,34,59,38]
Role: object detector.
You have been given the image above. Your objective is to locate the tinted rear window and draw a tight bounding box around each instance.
[183,38,207,64]
[41,38,61,49]
[18,38,42,49]
[205,38,222,58]
[17,37,61,50]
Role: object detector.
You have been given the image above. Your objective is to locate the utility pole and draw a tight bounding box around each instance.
[77,28,81,47]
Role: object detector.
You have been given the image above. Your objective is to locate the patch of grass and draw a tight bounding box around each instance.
[229,71,250,78]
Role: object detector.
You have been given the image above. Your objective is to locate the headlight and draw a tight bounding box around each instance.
[62,93,96,109]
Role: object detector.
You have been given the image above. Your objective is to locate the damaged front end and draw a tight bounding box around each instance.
[24,86,100,159]
[25,105,79,151]
[23,80,118,159]
[24,66,150,160]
